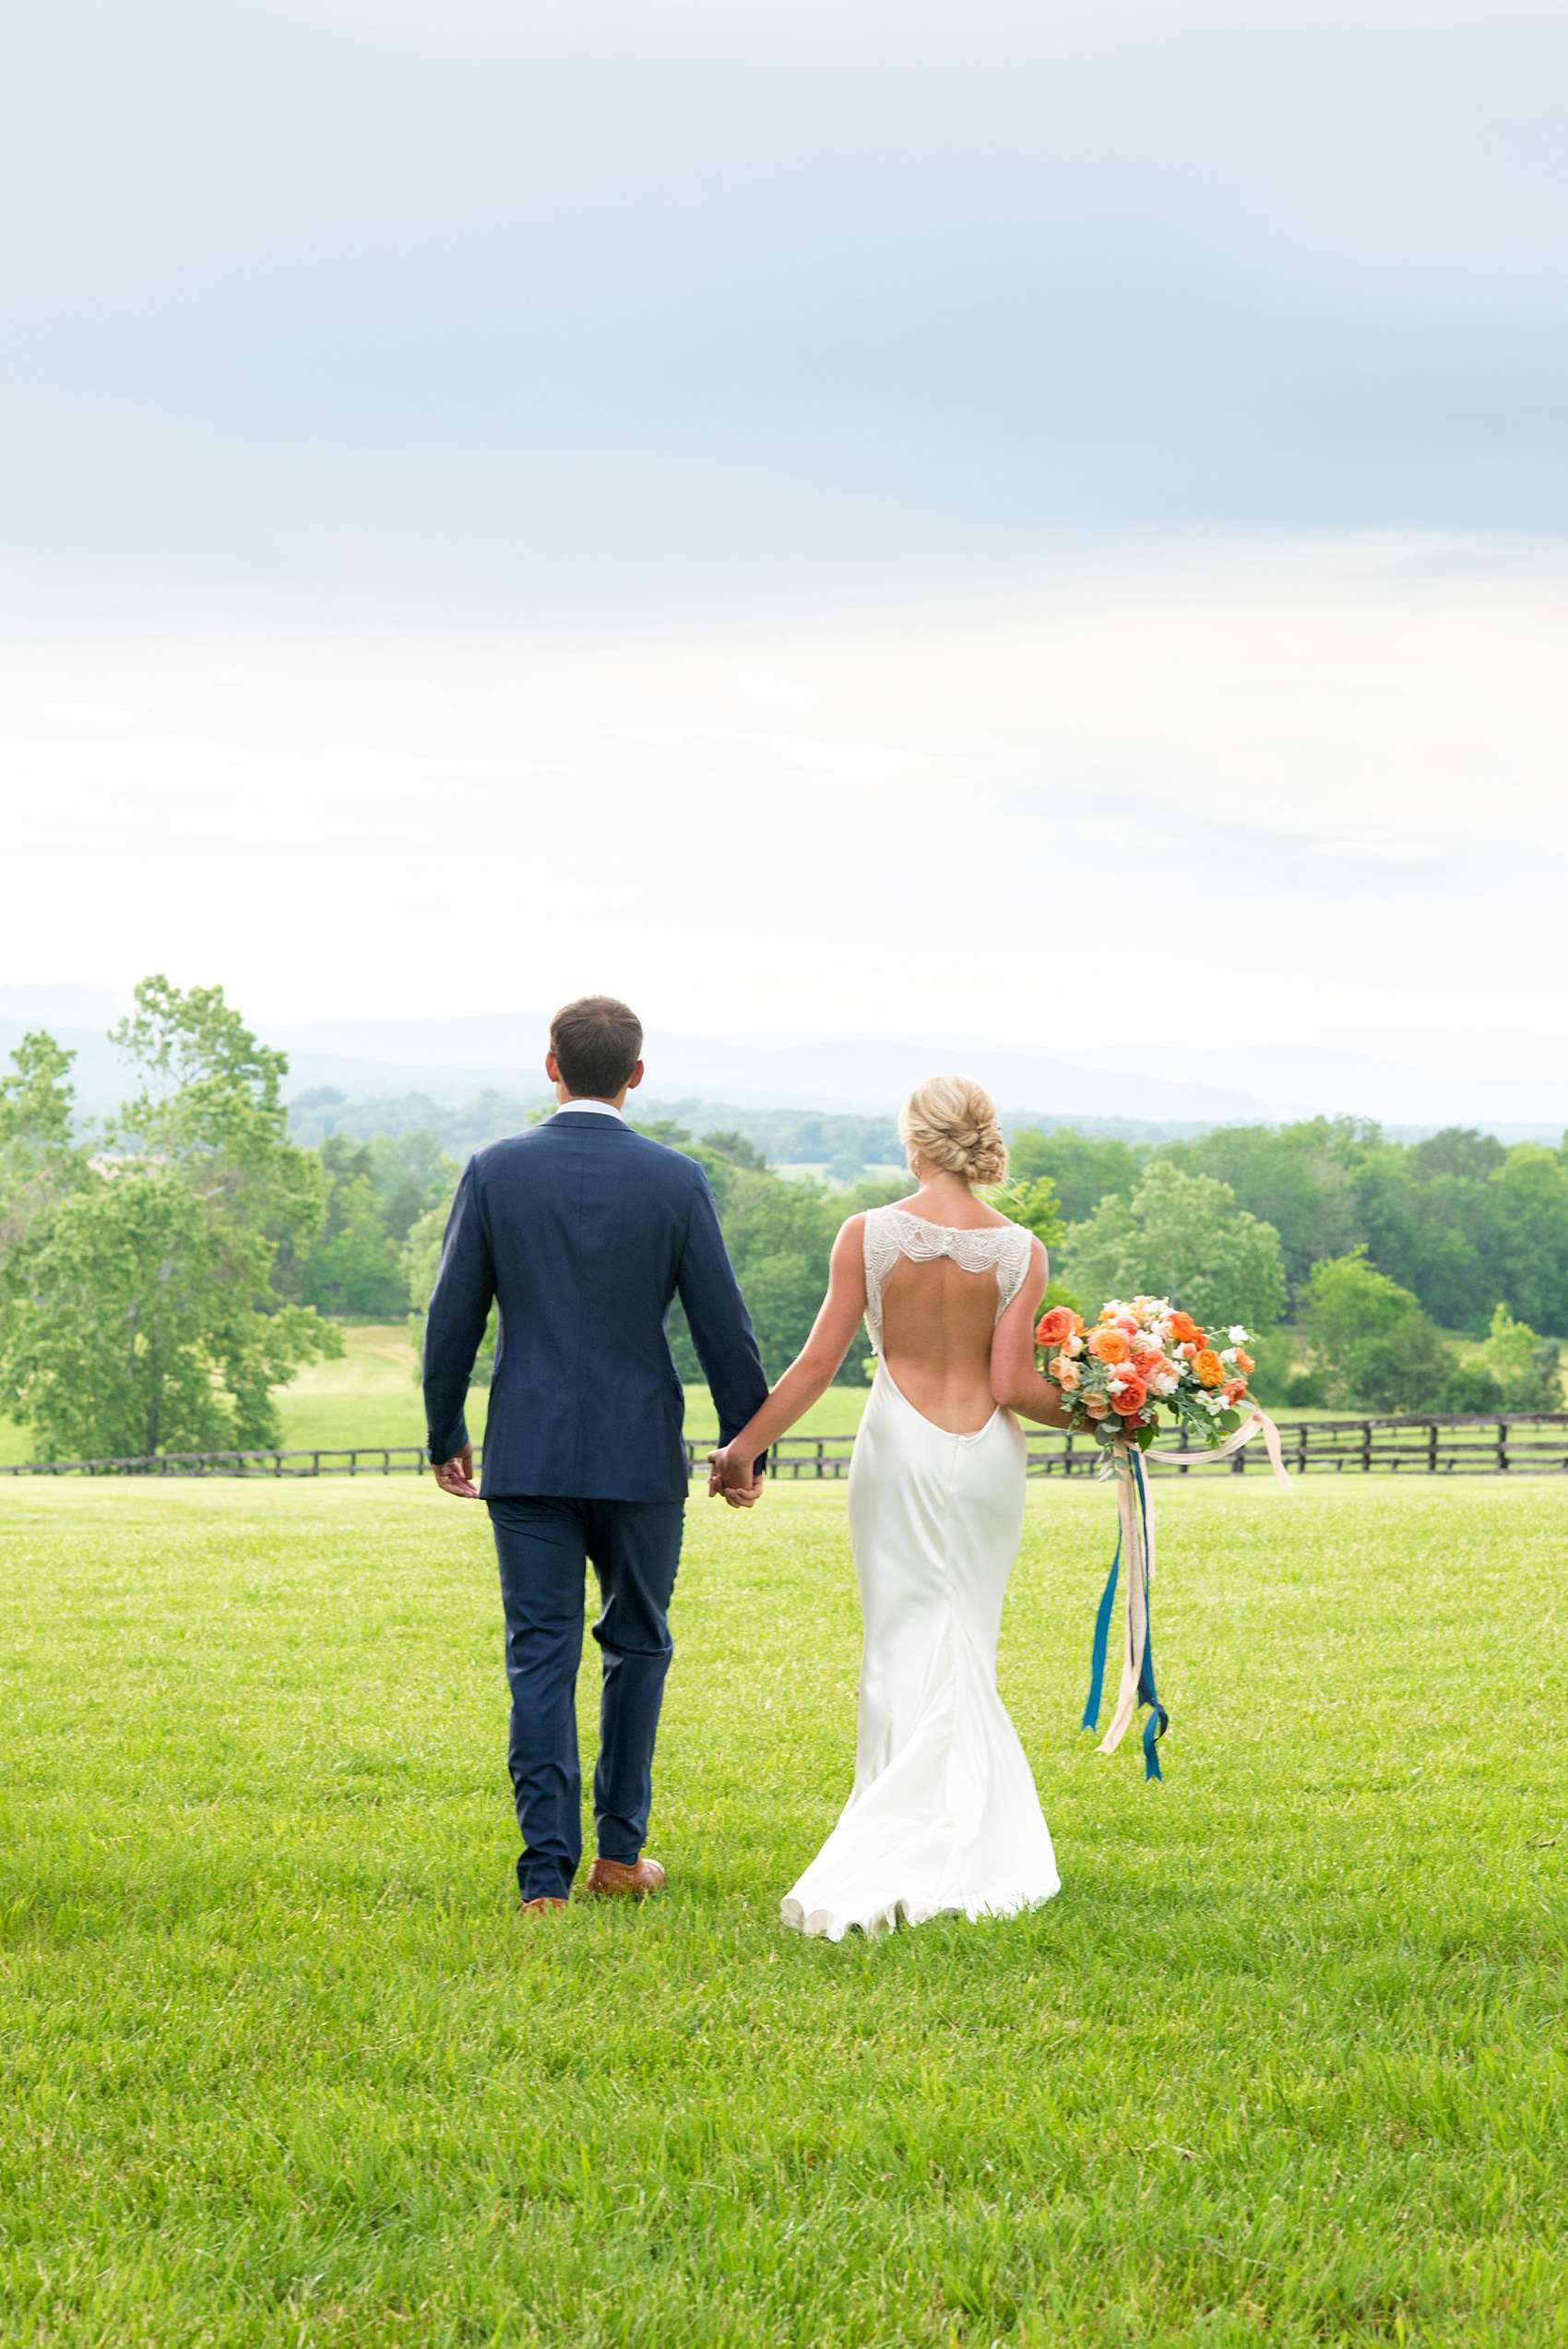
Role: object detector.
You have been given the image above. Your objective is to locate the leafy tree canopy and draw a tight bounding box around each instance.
[1298,1247,1491,1415]
[0,979,340,1461]
[0,1031,84,1255]
[1008,1128,1145,1224]
[1059,1161,1288,1336]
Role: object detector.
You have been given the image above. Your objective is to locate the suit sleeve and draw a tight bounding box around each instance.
[422,1160,495,1464]
[675,1170,771,1468]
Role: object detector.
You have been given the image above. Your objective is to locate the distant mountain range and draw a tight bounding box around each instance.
[2,991,1564,1141]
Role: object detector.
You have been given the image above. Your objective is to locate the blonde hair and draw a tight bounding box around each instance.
[898,1075,1008,1188]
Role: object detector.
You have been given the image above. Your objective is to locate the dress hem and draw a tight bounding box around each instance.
[780,1879,1060,1943]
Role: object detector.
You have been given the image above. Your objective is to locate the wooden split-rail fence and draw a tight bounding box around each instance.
[5,1413,1568,1482]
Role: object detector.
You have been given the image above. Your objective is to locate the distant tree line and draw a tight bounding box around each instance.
[1014,1122,1566,1414]
[290,1087,906,1183]
[4,992,1565,1460]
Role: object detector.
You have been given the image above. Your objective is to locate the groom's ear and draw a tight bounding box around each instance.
[544,1050,562,1083]
[624,1060,645,1092]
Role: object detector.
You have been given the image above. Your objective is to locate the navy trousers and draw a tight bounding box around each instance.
[488,1495,684,1902]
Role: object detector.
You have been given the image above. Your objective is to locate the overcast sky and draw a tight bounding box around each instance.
[3,0,1565,1075]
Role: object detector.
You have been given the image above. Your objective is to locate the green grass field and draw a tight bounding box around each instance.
[1,1471,1563,2344]
[0,1327,871,1466]
[278,1328,868,1452]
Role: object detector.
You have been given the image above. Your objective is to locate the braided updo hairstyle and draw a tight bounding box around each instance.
[897,1075,1008,1188]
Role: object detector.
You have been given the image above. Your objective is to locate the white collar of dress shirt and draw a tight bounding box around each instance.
[555,1096,625,1120]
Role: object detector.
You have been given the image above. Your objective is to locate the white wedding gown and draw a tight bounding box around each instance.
[781,1206,1061,1940]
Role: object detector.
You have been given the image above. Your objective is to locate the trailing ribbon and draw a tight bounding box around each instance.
[1081,1529,1121,1735]
[1085,1410,1292,1780]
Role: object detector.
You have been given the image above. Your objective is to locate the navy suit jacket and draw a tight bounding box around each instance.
[422,1111,769,1503]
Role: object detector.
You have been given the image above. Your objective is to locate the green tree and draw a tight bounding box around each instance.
[1301,1248,1454,1414]
[295,1138,406,1316]
[1059,1160,1287,1335]
[998,1174,1065,1253]
[1479,1301,1562,1413]
[1007,1127,1144,1223]
[1159,1116,1369,1304]
[0,1031,85,1254]
[0,980,339,1461]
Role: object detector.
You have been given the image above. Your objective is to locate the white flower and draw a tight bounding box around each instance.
[1229,1324,1249,1344]
[1219,1346,1237,1366]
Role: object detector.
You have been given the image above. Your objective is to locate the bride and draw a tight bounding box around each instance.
[708,1076,1077,1940]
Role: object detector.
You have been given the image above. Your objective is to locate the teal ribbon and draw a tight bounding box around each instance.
[1081,1452,1170,1779]
[1081,1531,1120,1733]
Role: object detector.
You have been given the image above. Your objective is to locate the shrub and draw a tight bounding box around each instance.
[1437,1360,1504,1414]
[1479,1301,1563,1412]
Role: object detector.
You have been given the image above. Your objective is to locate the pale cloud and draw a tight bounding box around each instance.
[2,532,1563,1081]
[304,0,1565,51]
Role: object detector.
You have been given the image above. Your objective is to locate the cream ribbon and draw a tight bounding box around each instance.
[1097,1409,1293,1760]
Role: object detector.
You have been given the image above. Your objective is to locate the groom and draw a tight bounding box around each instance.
[423,995,768,1914]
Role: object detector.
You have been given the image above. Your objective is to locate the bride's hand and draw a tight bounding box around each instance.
[707,1444,765,1508]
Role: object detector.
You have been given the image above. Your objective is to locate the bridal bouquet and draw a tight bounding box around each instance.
[1036,1296,1285,1784]
[1035,1296,1255,1456]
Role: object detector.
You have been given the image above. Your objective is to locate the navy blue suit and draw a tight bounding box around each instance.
[422,1109,767,1899]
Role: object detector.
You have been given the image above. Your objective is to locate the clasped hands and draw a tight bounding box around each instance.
[707,1444,766,1508]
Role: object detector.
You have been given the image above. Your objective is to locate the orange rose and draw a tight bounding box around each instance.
[1036,1306,1076,1346]
[1089,1328,1131,1365]
[1169,1312,1204,1346]
[1224,1377,1248,1404]
[1111,1374,1147,1417]
[1131,1343,1164,1376]
[1193,1348,1225,1388]
[1234,1348,1254,1376]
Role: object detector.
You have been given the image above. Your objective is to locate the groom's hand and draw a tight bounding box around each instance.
[433,1444,479,1498]
[707,1446,765,1508]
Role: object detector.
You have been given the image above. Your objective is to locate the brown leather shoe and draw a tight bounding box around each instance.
[583,1856,666,1899]
[519,1894,569,1915]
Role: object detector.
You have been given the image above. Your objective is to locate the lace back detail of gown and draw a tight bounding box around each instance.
[862,1205,1033,1353]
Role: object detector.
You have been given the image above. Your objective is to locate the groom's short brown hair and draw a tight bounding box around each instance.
[550,996,643,1100]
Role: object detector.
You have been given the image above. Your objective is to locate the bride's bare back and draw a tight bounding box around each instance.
[877,1242,1016,1434]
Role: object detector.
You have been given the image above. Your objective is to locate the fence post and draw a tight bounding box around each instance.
[1498,1418,1508,1473]
[1361,1421,1372,1473]
[1428,1422,1438,1474]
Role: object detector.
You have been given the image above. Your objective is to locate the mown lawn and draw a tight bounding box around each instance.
[0,1328,868,1466]
[0,1473,1562,2345]
[273,1327,868,1454]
